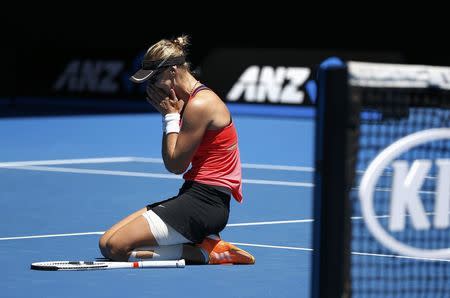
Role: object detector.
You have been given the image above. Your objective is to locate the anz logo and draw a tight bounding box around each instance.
[53,60,124,93]
[359,128,450,259]
[226,65,314,104]
[52,51,147,95]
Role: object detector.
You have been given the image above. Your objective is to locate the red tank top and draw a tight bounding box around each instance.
[182,85,243,203]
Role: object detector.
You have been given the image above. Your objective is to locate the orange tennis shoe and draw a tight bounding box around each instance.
[197,236,255,265]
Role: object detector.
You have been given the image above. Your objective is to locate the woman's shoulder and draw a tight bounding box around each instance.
[188,88,222,111]
[194,87,222,102]
[184,88,230,129]
[182,90,215,120]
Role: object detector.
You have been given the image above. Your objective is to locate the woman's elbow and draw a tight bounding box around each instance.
[172,169,186,175]
[165,163,188,175]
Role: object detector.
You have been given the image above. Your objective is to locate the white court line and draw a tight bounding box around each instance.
[221,244,450,262]
[9,157,436,191]
[356,169,436,180]
[0,157,436,192]
[242,179,313,187]
[0,157,314,172]
[365,187,436,195]
[241,163,314,172]
[0,157,136,167]
[229,212,448,224]
[0,232,104,241]
[350,211,446,221]
[3,165,311,187]
[351,251,450,263]
[231,242,312,251]
[131,157,315,172]
[227,219,313,227]
[5,166,181,180]
[0,219,310,241]
[2,230,448,263]
[129,157,164,163]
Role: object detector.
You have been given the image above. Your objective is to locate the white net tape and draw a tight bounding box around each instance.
[348,61,450,90]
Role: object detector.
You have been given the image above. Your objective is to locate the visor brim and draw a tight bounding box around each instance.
[129,69,155,83]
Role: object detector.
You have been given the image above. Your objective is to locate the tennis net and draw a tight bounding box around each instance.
[311,60,450,297]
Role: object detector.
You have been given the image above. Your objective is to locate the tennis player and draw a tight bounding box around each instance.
[98,35,255,265]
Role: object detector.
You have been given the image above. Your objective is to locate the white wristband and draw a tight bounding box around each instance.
[163,113,181,134]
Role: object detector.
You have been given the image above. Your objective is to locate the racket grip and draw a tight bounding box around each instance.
[138,259,185,268]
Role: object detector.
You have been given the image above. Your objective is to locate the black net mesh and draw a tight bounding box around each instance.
[349,87,450,297]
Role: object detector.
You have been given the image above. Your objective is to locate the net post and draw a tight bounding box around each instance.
[311,61,357,298]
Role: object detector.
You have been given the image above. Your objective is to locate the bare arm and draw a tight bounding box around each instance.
[147,86,211,174]
[162,102,209,173]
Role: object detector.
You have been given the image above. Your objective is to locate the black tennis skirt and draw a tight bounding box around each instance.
[146,181,231,244]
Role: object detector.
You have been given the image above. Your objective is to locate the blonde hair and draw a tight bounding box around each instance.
[144,35,191,69]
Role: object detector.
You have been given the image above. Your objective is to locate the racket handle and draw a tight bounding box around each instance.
[137,259,185,268]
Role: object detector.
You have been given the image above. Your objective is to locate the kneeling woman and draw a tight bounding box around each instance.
[98,35,254,265]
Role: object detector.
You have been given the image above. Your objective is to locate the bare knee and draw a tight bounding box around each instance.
[98,234,110,258]
[105,235,131,261]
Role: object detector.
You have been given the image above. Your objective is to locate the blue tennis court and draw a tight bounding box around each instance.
[0,113,315,298]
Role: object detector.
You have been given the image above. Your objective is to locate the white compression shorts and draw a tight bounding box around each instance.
[142,209,191,246]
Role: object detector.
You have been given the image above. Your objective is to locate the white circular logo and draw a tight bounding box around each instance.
[359,128,450,259]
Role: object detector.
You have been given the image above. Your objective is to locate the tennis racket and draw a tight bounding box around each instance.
[30,259,185,271]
